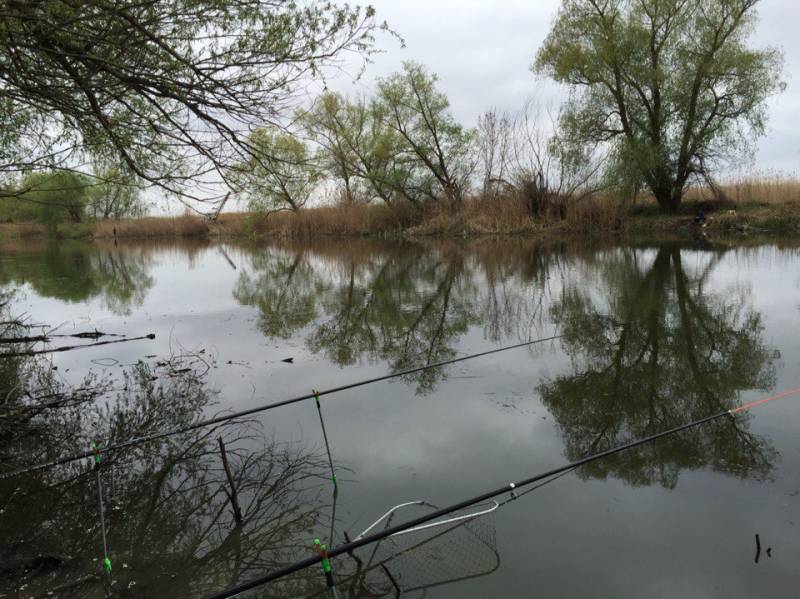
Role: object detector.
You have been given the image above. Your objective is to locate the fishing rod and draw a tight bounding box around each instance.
[0,334,561,480]
[314,390,338,492]
[91,443,113,583]
[313,389,340,552]
[204,387,800,599]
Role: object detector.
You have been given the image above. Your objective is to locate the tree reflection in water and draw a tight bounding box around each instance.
[233,249,325,339]
[234,240,555,394]
[0,241,157,316]
[0,308,333,597]
[0,239,788,596]
[538,243,779,487]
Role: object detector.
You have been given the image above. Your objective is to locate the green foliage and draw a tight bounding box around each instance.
[233,127,321,212]
[301,92,368,204]
[535,0,785,211]
[376,62,476,203]
[302,63,476,208]
[0,171,90,225]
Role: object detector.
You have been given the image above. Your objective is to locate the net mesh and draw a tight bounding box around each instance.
[340,502,499,596]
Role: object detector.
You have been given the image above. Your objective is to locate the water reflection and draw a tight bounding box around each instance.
[233,249,323,339]
[1,238,795,598]
[234,240,556,393]
[0,242,156,315]
[0,330,332,597]
[539,242,779,487]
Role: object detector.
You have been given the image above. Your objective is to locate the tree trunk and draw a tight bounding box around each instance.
[343,174,354,204]
[652,184,681,213]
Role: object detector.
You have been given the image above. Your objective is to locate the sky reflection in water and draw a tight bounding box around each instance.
[1,237,799,598]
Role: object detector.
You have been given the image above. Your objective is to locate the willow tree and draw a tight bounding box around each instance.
[377,62,476,204]
[301,92,365,204]
[535,0,784,212]
[0,1,384,206]
[233,127,320,212]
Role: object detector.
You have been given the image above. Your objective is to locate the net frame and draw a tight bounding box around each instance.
[337,500,500,596]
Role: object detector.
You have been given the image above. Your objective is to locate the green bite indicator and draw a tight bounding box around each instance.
[314,538,333,575]
[91,441,102,464]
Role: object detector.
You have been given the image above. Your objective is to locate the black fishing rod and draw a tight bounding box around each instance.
[204,387,800,599]
[91,444,113,581]
[0,334,561,480]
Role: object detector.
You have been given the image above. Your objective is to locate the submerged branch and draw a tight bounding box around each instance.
[0,334,156,358]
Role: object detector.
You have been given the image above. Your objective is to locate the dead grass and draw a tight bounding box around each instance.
[214,203,421,238]
[634,174,800,210]
[1,175,798,241]
[0,222,46,240]
[705,175,800,206]
[92,214,210,238]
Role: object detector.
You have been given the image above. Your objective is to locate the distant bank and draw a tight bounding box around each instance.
[2,188,799,242]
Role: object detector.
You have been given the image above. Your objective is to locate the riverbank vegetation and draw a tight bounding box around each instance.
[2,173,798,241]
[0,0,792,240]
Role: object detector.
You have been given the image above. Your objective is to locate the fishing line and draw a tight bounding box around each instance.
[314,390,338,491]
[0,334,561,480]
[204,387,800,599]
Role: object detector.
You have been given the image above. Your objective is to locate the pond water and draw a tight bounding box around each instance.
[1,236,800,598]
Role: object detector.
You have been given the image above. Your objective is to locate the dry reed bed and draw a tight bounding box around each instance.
[0,222,46,239]
[91,215,210,238]
[0,176,797,241]
[684,176,800,205]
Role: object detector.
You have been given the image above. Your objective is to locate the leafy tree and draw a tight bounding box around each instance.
[87,165,145,220]
[301,92,366,204]
[302,92,420,207]
[535,0,784,212]
[233,127,321,212]
[16,171,90,224]
[303,65,477,209]
[376,62,477,204]
[0,1,385,206]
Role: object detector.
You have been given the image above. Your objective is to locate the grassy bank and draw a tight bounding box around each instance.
[1,177,799,242]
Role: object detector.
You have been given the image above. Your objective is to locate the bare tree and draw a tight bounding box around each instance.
[477,108,514,201]
[477,100,603,218]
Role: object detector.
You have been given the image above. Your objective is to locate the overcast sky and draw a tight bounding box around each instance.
[327,0,799,176]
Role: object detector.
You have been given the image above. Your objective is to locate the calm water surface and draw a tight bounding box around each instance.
[1,237,800,598]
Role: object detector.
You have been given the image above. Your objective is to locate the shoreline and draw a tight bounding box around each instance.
[0,201,798,242]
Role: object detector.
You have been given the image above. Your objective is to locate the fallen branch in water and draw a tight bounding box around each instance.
[0,330,123,345]
[0,334,156,358]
